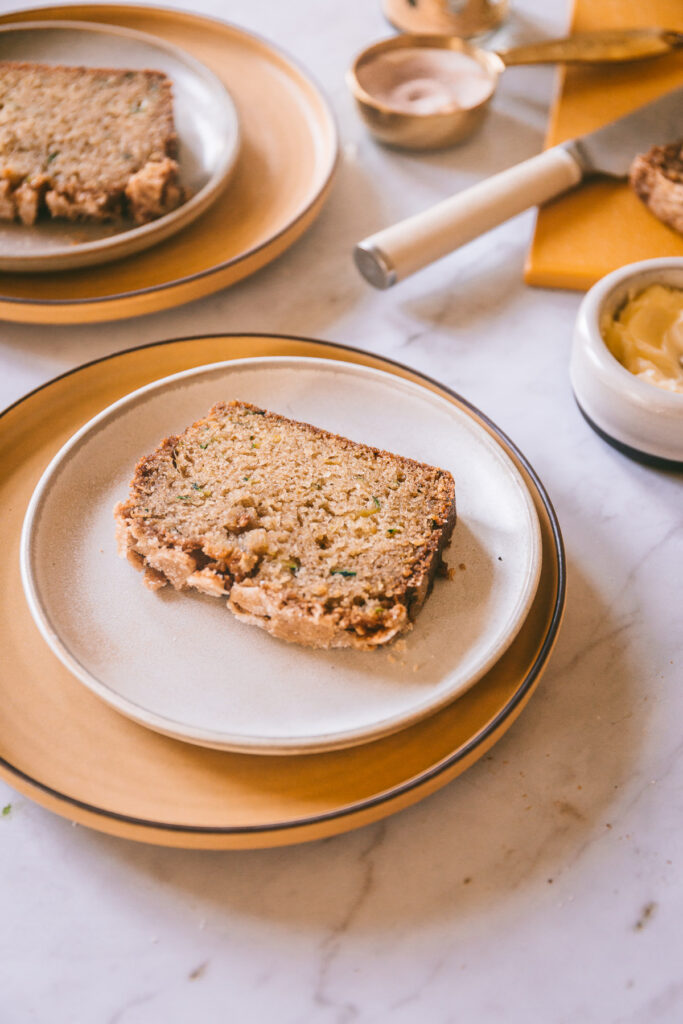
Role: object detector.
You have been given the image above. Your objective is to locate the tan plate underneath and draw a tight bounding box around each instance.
[0,5,338,322]
[0,335,566,849]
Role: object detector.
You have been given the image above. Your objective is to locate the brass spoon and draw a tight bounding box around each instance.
[493,27,683,67]
[348,28,683,150]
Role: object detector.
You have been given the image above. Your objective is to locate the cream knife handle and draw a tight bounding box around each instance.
[354,144,584,289]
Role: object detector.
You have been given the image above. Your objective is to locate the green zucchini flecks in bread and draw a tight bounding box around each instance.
[115,401,456,650]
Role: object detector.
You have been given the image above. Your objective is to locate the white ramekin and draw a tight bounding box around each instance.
[571,258,683,468]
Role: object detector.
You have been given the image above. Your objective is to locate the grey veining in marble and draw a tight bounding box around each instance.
[1,1,682,1021]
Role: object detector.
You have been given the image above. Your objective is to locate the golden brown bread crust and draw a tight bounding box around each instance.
[630,141,683,234]
[0,61,184,225]
[115,400,456,650]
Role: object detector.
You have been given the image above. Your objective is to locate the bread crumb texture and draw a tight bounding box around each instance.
[0,62,183,225]
[630,141,683,234]
[115,401,456,649]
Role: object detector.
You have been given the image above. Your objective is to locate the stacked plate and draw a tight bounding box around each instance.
[0,19,242,273]
[0,5,338,321]
[2,335,565,849]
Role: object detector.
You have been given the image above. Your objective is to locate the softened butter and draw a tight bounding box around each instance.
[602,284,683,394]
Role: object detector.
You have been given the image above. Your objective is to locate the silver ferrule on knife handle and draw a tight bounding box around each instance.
[354,143,584,289]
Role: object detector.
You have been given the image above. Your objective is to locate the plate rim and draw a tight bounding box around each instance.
[0,18,242,271]
[0,3,339,303]
[20,354,543,753]
[2,333,566,835]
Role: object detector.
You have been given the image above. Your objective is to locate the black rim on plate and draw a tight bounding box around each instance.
[1,334,567,837]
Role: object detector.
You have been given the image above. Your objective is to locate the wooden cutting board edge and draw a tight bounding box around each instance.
[524,1,683,291]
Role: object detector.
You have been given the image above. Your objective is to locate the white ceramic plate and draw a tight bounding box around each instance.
[0,21,240,272]
[21,356,542,754]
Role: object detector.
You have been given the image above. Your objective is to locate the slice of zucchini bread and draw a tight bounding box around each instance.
[115,401,456,650]
[630,141,683,234]
[0,61,183,225]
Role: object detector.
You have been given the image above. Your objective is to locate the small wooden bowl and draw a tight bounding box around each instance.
[347,34,502,151]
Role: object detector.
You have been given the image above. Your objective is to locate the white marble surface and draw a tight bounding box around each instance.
[1,1,682,1021]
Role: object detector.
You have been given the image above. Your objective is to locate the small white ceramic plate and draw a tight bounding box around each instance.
[0,21,240,272]
[21,357,542,754]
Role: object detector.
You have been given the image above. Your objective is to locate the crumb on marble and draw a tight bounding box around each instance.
[189,960,208,980]
[634,901,657,931]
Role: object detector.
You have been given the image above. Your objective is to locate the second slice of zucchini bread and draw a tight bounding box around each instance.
[0,61,183,225]
[115,401,456,650]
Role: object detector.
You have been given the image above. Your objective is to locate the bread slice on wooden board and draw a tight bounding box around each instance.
[115,400,456,650]
[630,141,683,235]
[0,61,183,225]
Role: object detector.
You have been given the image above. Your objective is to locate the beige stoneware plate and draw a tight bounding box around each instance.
[0,5,337,320]
[1,334,564,847]
[21,356,542,755]
[0,20,240,272]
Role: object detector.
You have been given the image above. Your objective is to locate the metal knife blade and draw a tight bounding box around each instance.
[566,85,683,177]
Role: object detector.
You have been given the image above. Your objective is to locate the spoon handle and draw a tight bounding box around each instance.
[497,28,683,67]
[354,146,582,289]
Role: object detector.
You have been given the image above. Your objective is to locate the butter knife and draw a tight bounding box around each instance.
[354,86,683,289]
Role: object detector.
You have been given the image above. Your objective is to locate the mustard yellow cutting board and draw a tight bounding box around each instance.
[525,0,683,290]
